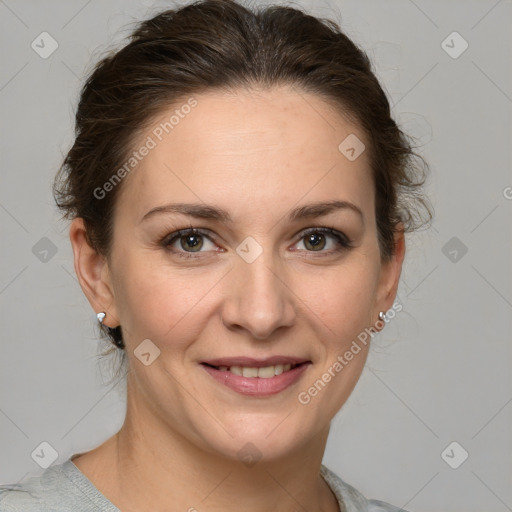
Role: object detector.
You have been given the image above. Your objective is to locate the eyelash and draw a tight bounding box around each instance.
[160,224,353,260]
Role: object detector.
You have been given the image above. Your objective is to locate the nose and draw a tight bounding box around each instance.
[221,247,296,340]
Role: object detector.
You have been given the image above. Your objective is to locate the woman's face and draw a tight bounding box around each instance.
[82,86,403,462]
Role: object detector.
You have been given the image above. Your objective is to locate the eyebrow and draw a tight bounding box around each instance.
[140,199,364,225]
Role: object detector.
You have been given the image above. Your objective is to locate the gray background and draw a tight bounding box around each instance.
[1,0,511,511]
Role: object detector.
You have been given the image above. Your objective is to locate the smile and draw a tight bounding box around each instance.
[205,362,299,378]
[200,361,311,396]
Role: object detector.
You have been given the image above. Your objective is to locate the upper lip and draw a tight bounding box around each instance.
[201,356,311,368]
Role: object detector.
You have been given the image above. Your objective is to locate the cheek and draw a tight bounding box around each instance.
[293,265,377,419]
[112,253,220,348]
[298,260,379,339]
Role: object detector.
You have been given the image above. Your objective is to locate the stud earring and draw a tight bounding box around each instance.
[96,311,124,349]
[378,311,386,322]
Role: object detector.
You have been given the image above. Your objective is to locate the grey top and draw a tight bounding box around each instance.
[0,459,409,512]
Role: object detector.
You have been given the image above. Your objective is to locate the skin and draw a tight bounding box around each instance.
[69,85,405,512]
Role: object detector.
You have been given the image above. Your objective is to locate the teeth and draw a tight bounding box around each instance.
[257,366,275,378]
[230,366,243,376]
[216,363,298,378]
[242,367,259,378]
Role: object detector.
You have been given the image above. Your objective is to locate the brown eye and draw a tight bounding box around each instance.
[163,227,216,258]
[295,227,352,254]
[303,231,327,251]
[178,232,203,252]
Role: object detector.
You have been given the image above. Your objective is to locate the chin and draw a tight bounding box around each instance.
[191,409,318,465]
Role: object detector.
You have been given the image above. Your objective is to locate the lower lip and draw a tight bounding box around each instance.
[201,363,311,396]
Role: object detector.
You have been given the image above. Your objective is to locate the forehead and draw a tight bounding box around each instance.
[116,86,374,223]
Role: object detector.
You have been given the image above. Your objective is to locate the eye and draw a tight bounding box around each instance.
[162,226,218,259]
[293,226,352,254]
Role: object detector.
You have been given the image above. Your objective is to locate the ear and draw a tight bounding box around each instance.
[69,218,120,328]
[374,223,406,321]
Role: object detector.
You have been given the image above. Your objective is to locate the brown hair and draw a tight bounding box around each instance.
[53,0,433,375]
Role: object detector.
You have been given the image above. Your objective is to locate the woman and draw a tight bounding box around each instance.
[0,0,432,510]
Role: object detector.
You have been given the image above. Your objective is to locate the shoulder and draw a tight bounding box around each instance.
[0,469,51,512]
[0,459,118,512]
[320,464,410,512]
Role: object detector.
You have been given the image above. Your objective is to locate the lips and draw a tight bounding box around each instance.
[201,362,310,396]
[200,356,312,396]
[201,356,310,368]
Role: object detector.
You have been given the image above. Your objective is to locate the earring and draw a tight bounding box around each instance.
[96,312,124,349]
[378,311,386,322]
